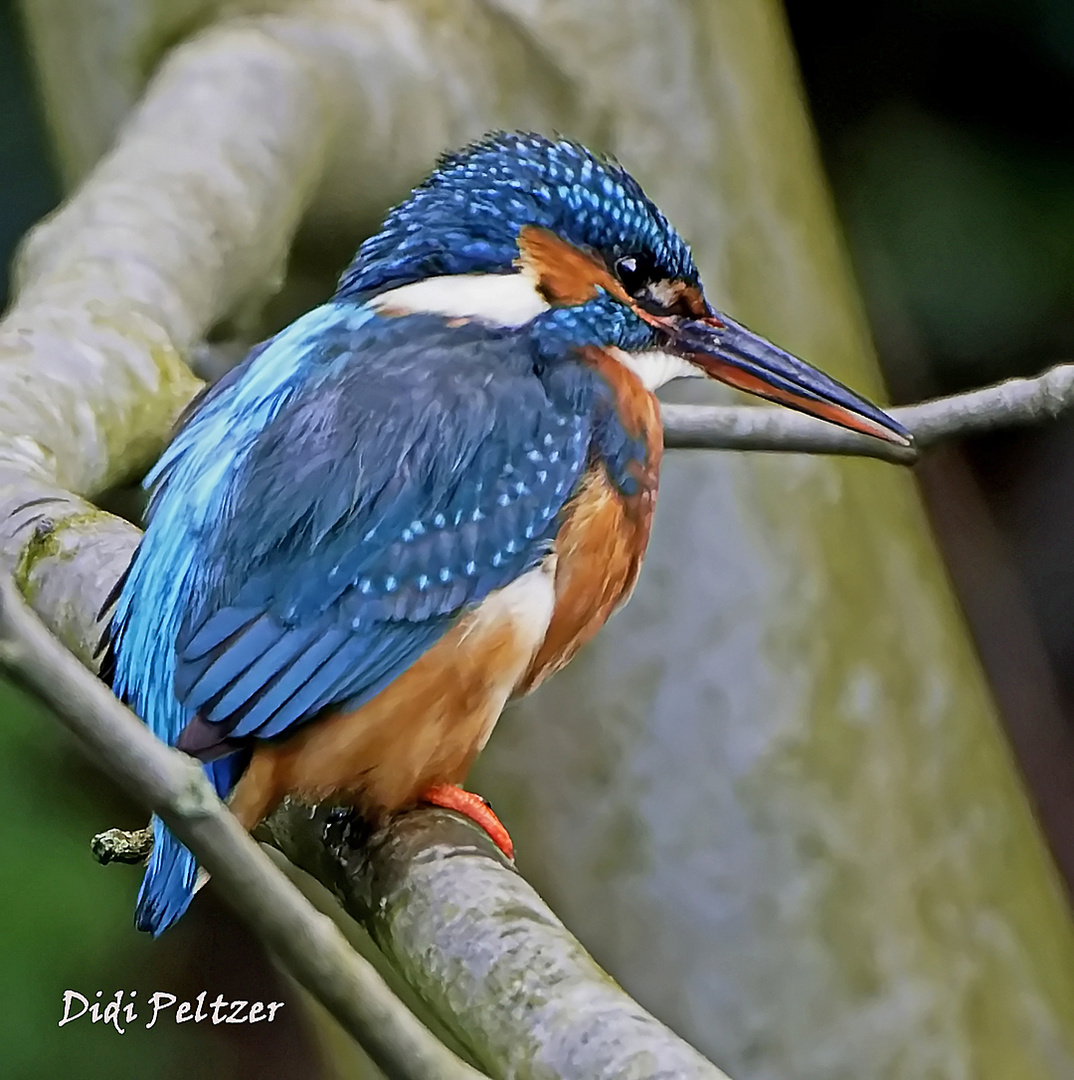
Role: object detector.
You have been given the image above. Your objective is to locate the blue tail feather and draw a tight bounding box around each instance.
[135,752,249,935]
[135,819,198,935]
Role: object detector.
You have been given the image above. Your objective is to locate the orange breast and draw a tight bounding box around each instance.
[228,564,556,829]
[519,347,663,693]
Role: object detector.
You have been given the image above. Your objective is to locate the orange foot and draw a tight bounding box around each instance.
[420,784,514,860]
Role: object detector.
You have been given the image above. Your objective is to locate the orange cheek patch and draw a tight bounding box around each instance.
[517,225,631,307]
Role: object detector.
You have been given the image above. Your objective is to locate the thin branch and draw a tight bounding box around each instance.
[0,578,487,1080]
[92,825,153,864]
[661,360,1074,463]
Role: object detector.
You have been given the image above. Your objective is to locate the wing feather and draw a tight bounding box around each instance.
[126,312,595,757]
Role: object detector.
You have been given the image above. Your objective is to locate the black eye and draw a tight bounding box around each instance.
[615,253,651,295]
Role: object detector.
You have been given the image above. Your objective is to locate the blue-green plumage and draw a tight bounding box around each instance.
[109,131,908,936]
[110,304,652,933]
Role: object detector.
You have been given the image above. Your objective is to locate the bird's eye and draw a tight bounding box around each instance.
[615,253,650,295]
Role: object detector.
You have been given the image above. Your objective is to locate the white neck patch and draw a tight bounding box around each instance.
[367,280,701,391]
[367,271,550,327]
[608,347,702,391]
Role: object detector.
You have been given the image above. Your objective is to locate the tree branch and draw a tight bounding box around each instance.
[662,360,1074,463]
[262,804,733,1079]
[0,578,487,1080]
[0,15,344,656]
[0,577,730,1079]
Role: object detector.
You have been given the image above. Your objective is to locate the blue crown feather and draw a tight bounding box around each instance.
[337,132,698,301]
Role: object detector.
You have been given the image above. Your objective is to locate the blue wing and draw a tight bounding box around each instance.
[110,304,602,934]
[115,307,591,761]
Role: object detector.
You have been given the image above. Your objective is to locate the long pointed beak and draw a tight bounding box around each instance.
[670,313,912,447]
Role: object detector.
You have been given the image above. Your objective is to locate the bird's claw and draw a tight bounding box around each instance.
[419,784,515,860]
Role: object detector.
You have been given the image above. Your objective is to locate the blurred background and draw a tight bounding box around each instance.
[783,0,1074,889]
[1,0,1072,1077]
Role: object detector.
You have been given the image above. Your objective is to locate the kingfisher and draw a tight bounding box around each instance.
[107,132,909,935]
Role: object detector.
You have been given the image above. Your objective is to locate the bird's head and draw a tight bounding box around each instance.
[337,132,909,446]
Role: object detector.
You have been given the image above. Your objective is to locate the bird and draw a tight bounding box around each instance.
[106,131,911,935]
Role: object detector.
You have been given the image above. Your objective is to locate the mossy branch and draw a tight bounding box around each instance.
[85,802,734,1079]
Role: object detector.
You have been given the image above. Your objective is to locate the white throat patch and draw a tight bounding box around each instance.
[608,348,702,391]
[368,271,551,327]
